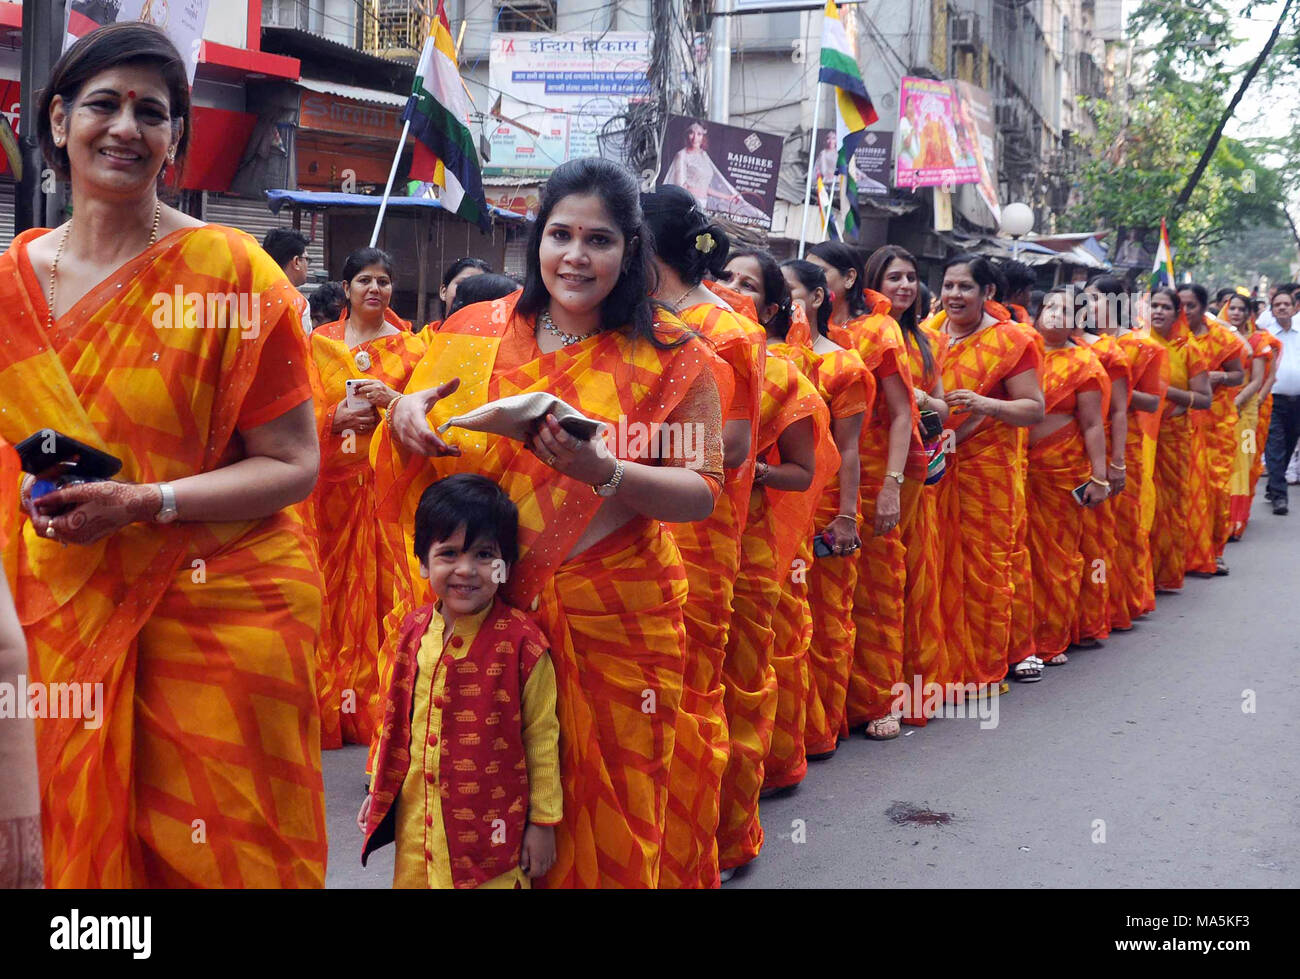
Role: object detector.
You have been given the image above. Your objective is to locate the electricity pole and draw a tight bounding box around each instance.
[710,0,732,123]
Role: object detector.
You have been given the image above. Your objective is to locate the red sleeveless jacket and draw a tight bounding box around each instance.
[363,599,549,888]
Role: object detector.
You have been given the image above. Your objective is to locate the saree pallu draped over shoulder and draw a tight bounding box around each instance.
[0,224,327,888]
[716,352,833,872]
[370,294,731,888]
[1149,321,1207,592]
[768,338,871,766]
[830,299,925,727]
[661,303,764,889]
[1112,331,1169,626]
[306,312,426,750]
[933,309,1040,687]
[1073,334,1127,644]
[1026,346,1103,659]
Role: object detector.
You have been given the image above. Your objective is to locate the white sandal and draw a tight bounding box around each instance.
[1012,656,1044,682]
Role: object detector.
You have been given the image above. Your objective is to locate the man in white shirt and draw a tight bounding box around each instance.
[1265,289,1300,514]
[1257,282,1297,333]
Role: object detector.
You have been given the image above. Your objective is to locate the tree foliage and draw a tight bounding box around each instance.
[1067,1,1299,273]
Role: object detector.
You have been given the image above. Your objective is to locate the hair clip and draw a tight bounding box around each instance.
[694,232,716,254]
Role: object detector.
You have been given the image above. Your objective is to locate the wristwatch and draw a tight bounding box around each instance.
[885,470,905,487]
[154,482,179,524]
[593,458,626,498]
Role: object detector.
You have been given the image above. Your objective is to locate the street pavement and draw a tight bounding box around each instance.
[323,487,1299,888]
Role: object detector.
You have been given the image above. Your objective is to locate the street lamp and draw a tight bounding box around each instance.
[1002,202,1034,260]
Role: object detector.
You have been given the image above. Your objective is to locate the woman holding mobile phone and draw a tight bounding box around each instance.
[307,247,426,750]
[1024,288,1109,669]
[774,259,871,766]
[0,24,327,887]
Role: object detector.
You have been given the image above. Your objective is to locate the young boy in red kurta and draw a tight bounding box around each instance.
[359,473,561,888]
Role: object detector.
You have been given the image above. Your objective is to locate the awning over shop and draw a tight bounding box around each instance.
[296,78,408,108]
[265,189,525,222]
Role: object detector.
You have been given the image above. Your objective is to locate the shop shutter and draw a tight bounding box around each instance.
[201,192,328,284]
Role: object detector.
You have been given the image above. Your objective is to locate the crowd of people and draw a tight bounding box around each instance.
[2,23,1298,890]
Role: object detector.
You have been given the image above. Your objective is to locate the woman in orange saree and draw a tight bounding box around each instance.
[373,159,730,888]
[866,245,951,723]
[1024,290,1110,665]
[0,438,44,888]
[1179,285,1245,577]
[714,251,828,876]
[308,248,427,750]
[642,186,764,888]
[1250,326,1282,503]
[1087,279,1168,630]
[776,260,870,766]
[1222,293,1274,538]
[2,24,327,887]
[931,255,1045,686]
[809,242,922,740]
[1071,276,1132,645]
[1147,288,1213,592]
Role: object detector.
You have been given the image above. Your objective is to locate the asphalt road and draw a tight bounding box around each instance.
[323,487,1299,888]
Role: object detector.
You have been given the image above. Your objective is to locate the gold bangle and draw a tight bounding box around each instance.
[1090,476,1111,488]
[834,513,860,524]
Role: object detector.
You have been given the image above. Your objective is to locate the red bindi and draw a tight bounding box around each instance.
[127,90,136,99]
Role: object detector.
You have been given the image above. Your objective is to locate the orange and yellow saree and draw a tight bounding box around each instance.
[898,323,950,723]
[768,333,870,768]
[716,352,831,870]
[307,311,427,750]
[1073,333,1128,644]
[0,225,327,888]
[1026,346,1104,658]
[1231,330,1278,536]
[1112,332,1169,626]
[831,293,924,727]
[370,294,730,888]
[1150,319,1208,592]
[1251,331,1282,497]
[933,306,1041,685]
[1185,321,1245,573]
[660,302,764,889]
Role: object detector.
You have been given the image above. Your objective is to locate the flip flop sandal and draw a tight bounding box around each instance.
[1011,656,1044,682]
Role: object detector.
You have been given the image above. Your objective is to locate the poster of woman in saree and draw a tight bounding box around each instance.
[662,121,770,224]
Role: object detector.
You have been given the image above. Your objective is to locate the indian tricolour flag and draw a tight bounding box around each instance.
[403,1,490,232]
[1151,218,1177,289]
[819,0,878,235]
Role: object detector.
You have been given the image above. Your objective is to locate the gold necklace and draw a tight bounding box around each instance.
[48,199,162,327]
[540,307,598,346]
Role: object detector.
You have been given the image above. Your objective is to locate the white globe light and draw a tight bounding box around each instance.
[1001,202,1035,238]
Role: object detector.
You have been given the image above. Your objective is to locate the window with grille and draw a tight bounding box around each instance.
[362,0,428,56]
[495,1,557,33]
[263,0,312,30]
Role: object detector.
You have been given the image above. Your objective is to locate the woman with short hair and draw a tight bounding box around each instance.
[1,23,326,887]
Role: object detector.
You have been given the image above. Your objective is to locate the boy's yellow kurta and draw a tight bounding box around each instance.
[391,604,561,889]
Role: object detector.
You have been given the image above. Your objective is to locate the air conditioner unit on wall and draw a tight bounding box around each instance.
[951,13,979,50]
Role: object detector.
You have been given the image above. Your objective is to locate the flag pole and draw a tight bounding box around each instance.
[370,116,412,248]
[798,83,825,259]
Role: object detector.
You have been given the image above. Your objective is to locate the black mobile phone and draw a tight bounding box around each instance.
[813,532,835,558]
[558,416,602,440]
[15,430,123,508]
[1071,480,1092,506]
